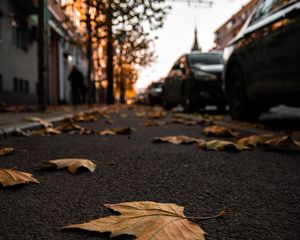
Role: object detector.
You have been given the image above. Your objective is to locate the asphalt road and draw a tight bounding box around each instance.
[0,106,299,240]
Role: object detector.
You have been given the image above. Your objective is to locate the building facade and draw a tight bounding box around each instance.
[0,0,38,104]
[0,0,88,105]
[213,0,260,50]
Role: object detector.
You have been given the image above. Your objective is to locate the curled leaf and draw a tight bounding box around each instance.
[0,168,39,187]
[45,158,96,174]
[0,147,14,156]
[57,123,94,135]
[263,136,300,152]
[24,116,53,128]
[237,134,274,147]
[203,125,238,137]
[154,135,205,145]
[199,140,249,151]
[65,201,206,240]
[73,113,97,122]
[99,127,132,135]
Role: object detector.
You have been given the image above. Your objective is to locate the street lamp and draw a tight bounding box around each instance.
[118,31,127,104]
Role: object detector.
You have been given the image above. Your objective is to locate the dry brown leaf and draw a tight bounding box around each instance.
[142,121,166,127]
[0,168,39,187]
[65,201,207,240]
[172,118,198,126]
[99,127,132,135]
[73,113,97,122]
[24,116,53,128]
[44,127,62,135]
[237,134,274,147]
[0,147,14,156]
[45,158,96,174]
[12,128,31,137]
[147,107,166,119]
[105,119,114,124]
[262,136,300,152]
[203,125,238,137]
[57,123,94,135]
[199,140,249,151]
[154,135,205,145]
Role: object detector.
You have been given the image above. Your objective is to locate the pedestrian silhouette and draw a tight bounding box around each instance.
[68,66,84,105]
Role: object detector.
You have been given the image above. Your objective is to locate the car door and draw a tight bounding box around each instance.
[165,59,185,104]
[279,1,300,95]
[245,0,287,99]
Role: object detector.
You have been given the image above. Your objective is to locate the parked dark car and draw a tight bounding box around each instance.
[223,0,300,120]
[146,81,164,106]
[163,52,226,112]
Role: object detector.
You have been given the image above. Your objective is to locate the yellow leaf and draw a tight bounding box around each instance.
[203,125,238,137]
[263,136,300,152]
[24,116,53,128]
[199,140,249,151]
[0,147,14,156]
[0,168,39,187]
[237,134,274,147]
[65,201,206,240]
[45,159,96,174]
[154,135,205,145]
[99,127,132,135]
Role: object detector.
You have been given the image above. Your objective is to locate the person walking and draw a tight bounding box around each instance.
[68,66,84,105]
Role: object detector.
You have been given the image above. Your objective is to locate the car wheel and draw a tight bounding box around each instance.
[182,85,197,113]
[227,66,261,121]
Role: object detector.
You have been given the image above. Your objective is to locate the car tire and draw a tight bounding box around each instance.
[182,85,197,113]
[227,66,261,121]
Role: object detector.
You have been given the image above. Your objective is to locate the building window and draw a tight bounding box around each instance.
[0,0,2,40]
[13,78,30,93]
[0,74,3,91]
[24,80,29,93]
[12,19,28,51]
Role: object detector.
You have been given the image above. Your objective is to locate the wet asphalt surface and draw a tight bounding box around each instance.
[0,107,299,240]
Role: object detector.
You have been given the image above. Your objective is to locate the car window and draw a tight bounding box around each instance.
[188,53,222,66]
[249,0,296,26]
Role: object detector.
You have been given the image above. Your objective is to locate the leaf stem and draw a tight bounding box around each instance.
[185,211,225,220]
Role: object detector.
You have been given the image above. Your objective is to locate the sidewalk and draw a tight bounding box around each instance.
[0,105,94,135]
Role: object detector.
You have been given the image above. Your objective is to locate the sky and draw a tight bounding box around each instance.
[135,0,250,90]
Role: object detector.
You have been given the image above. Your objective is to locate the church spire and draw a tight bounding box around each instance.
[191,26,201,52]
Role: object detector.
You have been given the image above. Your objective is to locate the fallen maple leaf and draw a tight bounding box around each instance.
[237,134,274,147]
[24,116,53,128]
[99,127,132,135]
[73,113,97,122]
[203,125,238,137]
[45,158,96,174]
[199,140,249,151]
[262,136,300,152]
[0,168,39,187]
[65,201,222,240]
[0,147,14,156]
[153,135,205,145]
[57,123,94,135]
[12,128,31,137]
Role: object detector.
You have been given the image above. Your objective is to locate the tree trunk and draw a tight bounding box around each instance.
[106,1,114,104]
